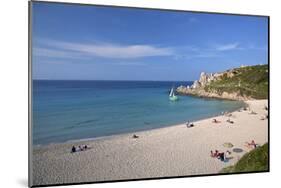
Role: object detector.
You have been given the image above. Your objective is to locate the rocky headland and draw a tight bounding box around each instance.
[176,64,268,101]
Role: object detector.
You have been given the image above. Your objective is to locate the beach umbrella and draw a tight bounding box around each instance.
[223,142,234,148]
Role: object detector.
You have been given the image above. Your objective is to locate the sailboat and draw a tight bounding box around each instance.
[169,87,179,101]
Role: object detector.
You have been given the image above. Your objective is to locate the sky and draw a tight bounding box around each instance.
[32,2,268,81]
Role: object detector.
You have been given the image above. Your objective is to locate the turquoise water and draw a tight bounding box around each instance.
[32,80,244,145]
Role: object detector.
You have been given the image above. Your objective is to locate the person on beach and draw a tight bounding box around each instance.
[245,140,257,149]
[224,150,231,160]
[250,140,257,148]
[189,123,194,128]
[226,119,234,124]
[210,150,219,158]
[133,134,139,138]
[218,152,225,161]
[260,114,268,120]
[226,113,232,117]
[260,115,266,120]
[186,121,194,128]
[211,150,229,162]
[212,119,221,123]
[78,145,83,151]
[71,146,76,153]
[249,111,257,115]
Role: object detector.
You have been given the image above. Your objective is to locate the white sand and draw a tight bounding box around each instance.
[32,100,268,186]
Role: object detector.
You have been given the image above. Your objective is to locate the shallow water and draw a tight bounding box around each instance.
[32,80,244,145]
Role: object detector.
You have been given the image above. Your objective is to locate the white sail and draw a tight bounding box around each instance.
[169,88,174,97]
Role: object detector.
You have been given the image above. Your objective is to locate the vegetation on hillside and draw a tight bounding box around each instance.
[204,64,268,99]
[221,143,269,173]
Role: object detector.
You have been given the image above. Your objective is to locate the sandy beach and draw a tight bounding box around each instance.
[32,100,268,186]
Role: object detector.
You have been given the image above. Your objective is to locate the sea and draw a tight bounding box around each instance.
[32,80,245,145]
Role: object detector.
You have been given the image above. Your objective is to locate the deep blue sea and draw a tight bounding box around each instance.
[32,80,245,145]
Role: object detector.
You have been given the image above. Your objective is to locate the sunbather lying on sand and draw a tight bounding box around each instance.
[186,121,194,128]
[133,134,139,138]
[212,119,221,123]
[245,140,258,149]
[81,145,88,151]
[249,111,257,115]
[226,113,232,117]
[226,119,234,124]
[260,114,268,120]
[210,150,219,158]
[71,145,89,153]
[243,107,248,111]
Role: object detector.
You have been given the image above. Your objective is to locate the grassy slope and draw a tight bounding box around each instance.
[204,64,269,99]
[221,143,269,173]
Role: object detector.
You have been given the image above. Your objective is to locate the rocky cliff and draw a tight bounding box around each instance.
[176,64,268,101]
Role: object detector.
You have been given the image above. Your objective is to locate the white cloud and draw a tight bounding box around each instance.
[34,39,267,63]
[36,39,174,59]
[33,47,86,59]
[214,42,267,52]
[215,42,240,51]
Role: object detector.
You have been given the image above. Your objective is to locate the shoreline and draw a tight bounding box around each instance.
[33,99,268,186]
[34,100,247,148]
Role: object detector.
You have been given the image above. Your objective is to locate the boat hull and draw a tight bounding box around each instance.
[169,95,179,101]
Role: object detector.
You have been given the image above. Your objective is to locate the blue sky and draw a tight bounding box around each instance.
[32,2,268,81]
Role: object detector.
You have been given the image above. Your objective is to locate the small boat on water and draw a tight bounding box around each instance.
[169,87,179,101]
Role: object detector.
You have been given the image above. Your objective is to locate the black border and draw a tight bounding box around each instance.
[28,0,270,187]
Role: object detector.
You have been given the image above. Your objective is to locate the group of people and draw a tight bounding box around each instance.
[71,145,88,153]
[210,150,231,162]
